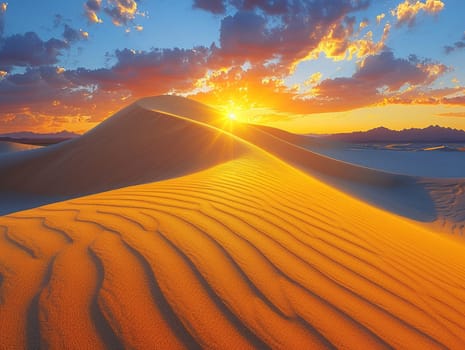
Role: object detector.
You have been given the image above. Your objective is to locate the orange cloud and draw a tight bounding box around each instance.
[305,72,323,86]
[391,0,444,27]
[308,20,390,62]
[376,13,385,24]
[105,0,138,26]
[436,112,465,118]
[84,0,103,23]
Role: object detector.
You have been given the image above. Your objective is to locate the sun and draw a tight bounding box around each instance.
[227,112,237,120]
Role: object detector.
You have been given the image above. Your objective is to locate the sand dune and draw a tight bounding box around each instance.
[0,141,39,154]
[1,96,465,348]
[0,99,248,197]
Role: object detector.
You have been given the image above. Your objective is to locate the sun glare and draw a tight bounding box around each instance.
[227,112,237,120]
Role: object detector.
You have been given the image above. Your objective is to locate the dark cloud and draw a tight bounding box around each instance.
[197,0,368,16]
[0,32,69,68]
[230,0,289,14]
[68,46,213,95]
[86,0,102,12]
[53,14,64,28]
[219,11,270,61]
[0,65,128,128]
[443,95,465,105]
[63,24,88,43]
[193,0,226,14]
[311,51,442,111]
[84,0,103,23]
[215,0,370,70]
[444,33,465,54]
[353,51,427,91]
[0,42,221,131]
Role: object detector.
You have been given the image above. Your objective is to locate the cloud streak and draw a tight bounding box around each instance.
[444,32,465,54]
[391,0,444,27]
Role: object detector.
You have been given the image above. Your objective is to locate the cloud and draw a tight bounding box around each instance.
[0,2,6,37]
[0,65,130,132]
[63,24,89,43]
[308,51,446,111]
[0,32,69,68]
[376,13,385,24]
[444,32,465,54]
[0,45,214,117]
[443,95,465,105]
[308,18,390,61]
[305,72,323,86]
[391,0,444,27]
[84,0,103,23]
[104,0,139,26]
[216,0,371,71]
[84,0,144,27]
[76,46,214,95]
[436,112,465,118]
[193,0,226,14]
[219,11,271,62]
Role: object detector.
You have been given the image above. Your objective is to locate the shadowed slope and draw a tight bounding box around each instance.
[0,101,248,200]
[1,153,465,349]
[0,141,39,154]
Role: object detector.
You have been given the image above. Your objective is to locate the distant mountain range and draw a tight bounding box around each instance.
[320,126,465,143]
[0,131,80,145]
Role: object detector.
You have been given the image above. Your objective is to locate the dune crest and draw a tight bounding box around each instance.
[0,100,248,209]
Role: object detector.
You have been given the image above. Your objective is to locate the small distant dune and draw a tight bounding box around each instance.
[1,95,465,349]
[0,141,40,154]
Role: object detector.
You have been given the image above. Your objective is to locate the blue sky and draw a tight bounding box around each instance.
[0,0,464,133]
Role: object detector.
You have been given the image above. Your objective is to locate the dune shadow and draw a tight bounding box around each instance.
[238,125,438,222]
[86,247,125,349]
[26,256,56,349]
[120,240,203,350]
[0,192,70,216]
[317,175,437,222]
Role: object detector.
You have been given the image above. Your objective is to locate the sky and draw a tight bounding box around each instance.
[0,0,465,134]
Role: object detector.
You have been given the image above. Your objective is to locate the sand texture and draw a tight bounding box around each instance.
[1,96,465,349]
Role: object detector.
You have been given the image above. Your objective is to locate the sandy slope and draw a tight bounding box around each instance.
[0,141,39,154]
[1,96,465,348]
[0,101,247,197]
[2,153,465,349]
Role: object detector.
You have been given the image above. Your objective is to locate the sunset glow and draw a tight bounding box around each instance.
[227,112,236,120]
[0,0,464,134]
